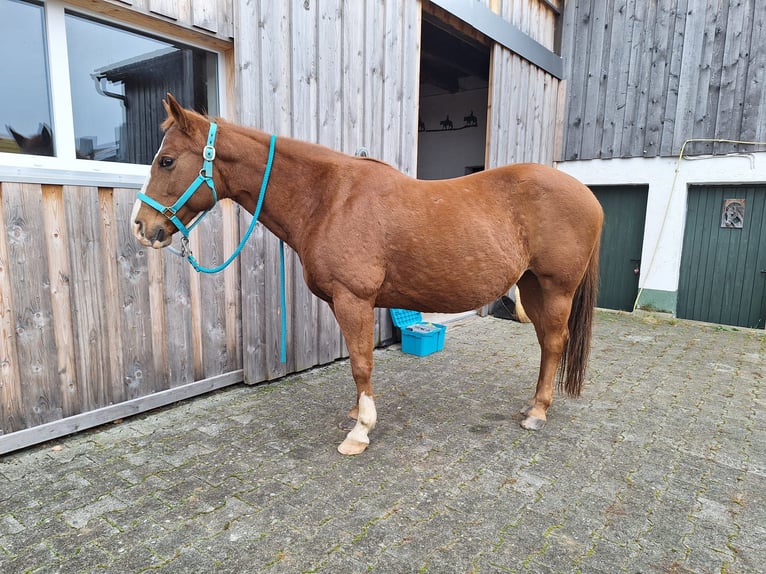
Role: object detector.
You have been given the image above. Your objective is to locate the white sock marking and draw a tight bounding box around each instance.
[345,392,376,445]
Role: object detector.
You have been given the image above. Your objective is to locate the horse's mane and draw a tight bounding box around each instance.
[356,156,393,168]
[161,107,399,174]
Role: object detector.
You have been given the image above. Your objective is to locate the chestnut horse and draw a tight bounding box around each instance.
[132,95,603,455]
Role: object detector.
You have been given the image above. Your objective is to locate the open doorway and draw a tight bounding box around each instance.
[417,10,491,180]
[418,8,491,323]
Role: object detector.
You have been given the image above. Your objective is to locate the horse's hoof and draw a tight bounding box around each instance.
[338,438,369,455]
[338,417,357,432]
[520,415,546,431]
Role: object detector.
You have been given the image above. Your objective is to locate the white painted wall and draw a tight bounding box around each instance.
[556,151,766,296]
[417,88,488,180]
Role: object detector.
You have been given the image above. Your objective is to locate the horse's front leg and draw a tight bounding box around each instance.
[331,291,377,455]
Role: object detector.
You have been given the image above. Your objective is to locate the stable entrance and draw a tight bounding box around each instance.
[417,11,490,180]
[677,185,766,329]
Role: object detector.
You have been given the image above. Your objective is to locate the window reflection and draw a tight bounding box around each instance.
[0,0,53,156]
[65,13,219,164]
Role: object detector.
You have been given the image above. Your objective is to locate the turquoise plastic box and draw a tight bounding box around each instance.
[389,309,446,357]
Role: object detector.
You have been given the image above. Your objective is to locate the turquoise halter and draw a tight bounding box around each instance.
[137,123,287,362]
[137,123,276,273]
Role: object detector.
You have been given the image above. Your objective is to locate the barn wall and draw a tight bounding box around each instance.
[486,0,563,166]
[561,0,766,161]
[67,0,234,42]
[0,183,242,440]
[235,0,422,384]
[484,0,559,51]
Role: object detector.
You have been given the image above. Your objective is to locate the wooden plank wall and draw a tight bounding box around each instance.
[68,0,234,41]
[485,0,563,166]
[484,0,559,50]
[0,182,241,435]
[560,0,766,161]
[235,0,421,385]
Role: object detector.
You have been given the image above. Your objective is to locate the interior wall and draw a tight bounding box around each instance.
[417,88,488,180]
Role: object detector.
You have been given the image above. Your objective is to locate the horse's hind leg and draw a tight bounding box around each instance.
[331,290,377,455]
[516,272,574,430]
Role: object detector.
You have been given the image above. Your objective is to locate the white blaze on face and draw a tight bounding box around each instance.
[131,136,166,243]
[131,178,150,242]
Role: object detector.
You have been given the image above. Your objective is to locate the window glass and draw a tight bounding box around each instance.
[0,0,53,156]
[65,13,219,164]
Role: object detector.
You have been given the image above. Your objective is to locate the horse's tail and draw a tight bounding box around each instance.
[557,233,600,397]
[513,284,531,323]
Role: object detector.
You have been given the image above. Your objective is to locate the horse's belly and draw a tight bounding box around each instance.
[377,257,522,313]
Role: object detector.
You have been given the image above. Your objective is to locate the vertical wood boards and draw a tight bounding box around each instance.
[97,188,128,406]
[0,184,24,433]
[67,0,234,44]
[62,186,109,412]
[237,0,291,384]
[42,185,79,418]
[562,0,766,161]
[235,0,423,387]
[149,0,179,20]
[490,0,558,49]
[678,185,766,328]
[0,184,241,436]
[2,183,63,427]
[714,0,753,153]
[579,0,608,158]
[317,0,345,364]
[487,51,560,166]
[191,0,218,33]
[291,0,321,373]
[740,4,766,143]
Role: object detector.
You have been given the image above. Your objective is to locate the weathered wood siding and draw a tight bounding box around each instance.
[561,0,766,160]
[235,0,421,384]
[68,0,234,41]
[486,0,564,166]
[485,0,559,50]
[0,183,241,436]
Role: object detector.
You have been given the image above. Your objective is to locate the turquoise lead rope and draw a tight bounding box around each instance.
[137,126,287,362]
[183,133,277,274]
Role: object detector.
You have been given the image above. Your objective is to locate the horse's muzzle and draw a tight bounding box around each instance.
[132,198,173,248]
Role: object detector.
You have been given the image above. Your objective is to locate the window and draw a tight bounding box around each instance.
[0,0,53,156]
[65,13,218,164]
[0,0,220,173]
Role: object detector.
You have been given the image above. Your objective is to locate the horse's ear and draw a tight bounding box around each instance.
[40,125,52,145]
[8,126,26,147]
[162,93,190,133]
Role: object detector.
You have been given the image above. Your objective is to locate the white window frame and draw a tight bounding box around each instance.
[0,0,226,188]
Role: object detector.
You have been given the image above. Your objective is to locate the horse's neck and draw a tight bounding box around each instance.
[224,129,335,251]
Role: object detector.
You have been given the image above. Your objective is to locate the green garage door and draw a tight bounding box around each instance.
[591,186,648,311]
[678,185,766,329]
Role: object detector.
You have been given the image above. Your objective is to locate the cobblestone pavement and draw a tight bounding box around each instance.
[1,311,764,573]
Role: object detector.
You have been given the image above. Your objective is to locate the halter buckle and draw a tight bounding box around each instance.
[203,145,216,161]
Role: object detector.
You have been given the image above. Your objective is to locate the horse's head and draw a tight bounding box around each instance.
[132,94,220,248]
[8,124,54,156]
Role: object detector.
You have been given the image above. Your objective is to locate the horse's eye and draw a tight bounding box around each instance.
[159,156,174,168]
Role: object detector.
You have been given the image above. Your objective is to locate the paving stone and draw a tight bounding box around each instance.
[0,312,763,573]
